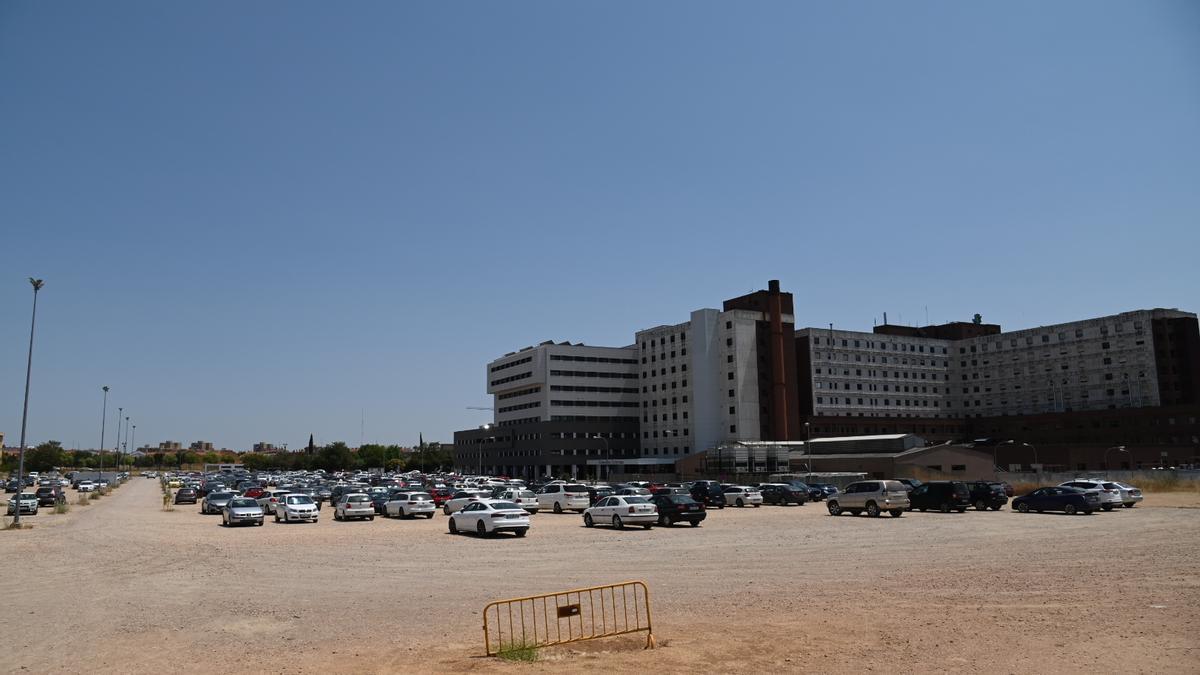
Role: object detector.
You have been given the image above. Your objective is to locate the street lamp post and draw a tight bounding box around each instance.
[99,386,110,485]
[115,407,123,472]
[804,422,812,478]
[1105,446,1128,473]
[12,278,44,528]
[595,434,611,482]
[130,425,136,465]
[123,416,130,471]
[1002,440,1038,472]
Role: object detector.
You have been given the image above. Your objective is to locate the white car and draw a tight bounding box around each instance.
[442,489,491,515]
[722,486,764,507]
[536,483,591,513]
[77,481,96,493]
[7,493,38,516]
[1058,480,1123,511]
[496,489,539,514]
[583,495,657,529]
[1109,481,1144,507]
[256,490,295,515]
[384,491,436,519]
[334,493,375,521]
[274,494,319,523]
[448,500,530,537]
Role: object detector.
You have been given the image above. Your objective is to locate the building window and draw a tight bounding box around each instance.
[729,425,736,433]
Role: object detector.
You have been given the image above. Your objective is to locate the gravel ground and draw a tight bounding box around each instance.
[3,479,1198,673]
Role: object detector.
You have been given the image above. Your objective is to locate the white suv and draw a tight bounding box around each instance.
[1058,480,1123,511]
[826,480,910,518]
[536,483,591,513]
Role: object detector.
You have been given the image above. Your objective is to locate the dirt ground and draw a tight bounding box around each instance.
[3,479,1198,674]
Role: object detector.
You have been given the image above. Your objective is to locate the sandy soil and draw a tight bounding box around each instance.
[3,479,1198,674]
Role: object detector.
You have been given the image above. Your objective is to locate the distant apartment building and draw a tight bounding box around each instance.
[487,341,640,427]
[190,441,214,452]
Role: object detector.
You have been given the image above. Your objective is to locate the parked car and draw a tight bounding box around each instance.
[256,490,294,515]
[443,489,492,515]
[1058,480,1124,511]
[895,478,923,492]
[448,500,530,537]
[35,486,62,507]
[688,480,726,508]
[1012,486,1100,515]
[649,493,706,527]
[242,486,267,499]
[965,481,1009,511]
[76,480,96,493]
[584,485,615,506]
[275,494,320,523]
[384,491,437,519]
[722,486,764,508]
[174,487,199,505]
[6,492,38,515]
[334,493,375,521]
[583,495,657,529]
[495,489,539,514]
[429,487,453,507]
[759,484,808,506]
[826,480,909,517]
[807,483,839,501]
[221,497,265,526]
[201,491,237,515]
[536,483,591,513]
[1108,481,1144,507]
[908,481,972,513]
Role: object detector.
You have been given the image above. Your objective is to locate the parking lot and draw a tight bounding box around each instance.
[4,478,1199,673]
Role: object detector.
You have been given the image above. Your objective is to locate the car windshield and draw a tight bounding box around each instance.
[347,495,369,502]
[230,499,258,508]
[210,492,234,499]
[666,495,694,504]
[286,496,313,505]
[564,485,588,493]
[409,494,431,501]
[623,496,650,504]
[490,502,521,511]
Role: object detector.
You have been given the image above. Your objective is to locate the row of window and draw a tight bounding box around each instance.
[817,382,942,394]
[643,428,691,439]
[812,336,948,354]
[818,352,950,367]
[645,411,690,422]
[959,323,1142,353]
[642,348,687,363]
[549,415,639,423]
[816,368,941,380]
[817,397,941,408]
[490,371,532,386]
[549,354,638,365]
[646,380,688,392]
[548,385,639,394]
[550,370,639,380]
[550,400,641,408]
[497,386,540,401]
[644,365,688,377]
[644,395,689,408]
[489,356,532,373]
[642,333,687,349]
[497,401,541,414]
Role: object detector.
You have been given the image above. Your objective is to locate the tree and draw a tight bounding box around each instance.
[316,442,353,472]
[357,444,386,470]
[26,441,63,472]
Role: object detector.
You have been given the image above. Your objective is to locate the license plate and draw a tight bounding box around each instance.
[506,514,519,519]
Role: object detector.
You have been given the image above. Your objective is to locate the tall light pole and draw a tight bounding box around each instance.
[13,278,44,528]
[123,416,130,471]
[804,422,812,478]
[99,386,110,483]
[595,433,610,482]
[1105,446,1127,474]
[115,407,123,472]
[130,425,136,459]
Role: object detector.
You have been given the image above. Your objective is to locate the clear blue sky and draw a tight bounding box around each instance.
[2,1,1197,451]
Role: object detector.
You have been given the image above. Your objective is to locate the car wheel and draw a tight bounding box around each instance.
[1017,503,1030,513]
[553,502,563,514]
[642,523,652,529]
[1065,504,1077,515]
[1084,509,1094,515]
[827,501,841,516]
[613,515,624,529]
[889,509,903,518]
[753,503,760,508]
[334,511,342,521]
[956,507,967,513]
[975,500,988,511]
[1124,503,1134,508]
[866,502,880,517]
[368,515,374,521]
[425,513,434,519]
[658,514,670,527]
[256,519,263,526]
[849,509,862,516]
[1102,504,1114,511]
[690,519,700,527]
[443,505,451,515]
[222,515,228,526]
[448,518,458,534]
[736,499,744,508]
[584,513,595,527]
[514,528,527,537]
[476,520,487,536]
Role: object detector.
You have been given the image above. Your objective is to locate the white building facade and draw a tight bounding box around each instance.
[487,342,640,427]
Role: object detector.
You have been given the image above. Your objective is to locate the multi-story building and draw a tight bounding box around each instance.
[487,341,640,427]
[635,280,801,465]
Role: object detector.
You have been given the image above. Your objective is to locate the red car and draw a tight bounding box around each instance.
[430,488,453,506]
[243,486,266,499]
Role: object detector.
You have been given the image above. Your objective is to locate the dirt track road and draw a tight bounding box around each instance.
[3,479,1198,673]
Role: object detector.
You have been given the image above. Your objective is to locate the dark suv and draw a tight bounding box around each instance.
[688,480,726,509]
[35,486,62,507]
[966,481,1009,511]
[908,481,971,513]
[173,487,199,505]
[759,484,807,506]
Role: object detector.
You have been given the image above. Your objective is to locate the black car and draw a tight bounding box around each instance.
[1012,486,1100,515]
[35,486,62,507]
[966,481,1009,511]
[174,487,199,505]
[759,484,808,506]
[895,478,923,492]
[329,485,362,506]
[908,481,971,513]
[4,480,19,494]
[807,483,839,501]
[649,493,707,527]
[368,490,392,514]
[585,486,616,505]
[688,480,726,509]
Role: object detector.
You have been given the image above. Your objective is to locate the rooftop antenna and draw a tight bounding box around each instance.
[884,311,888,325]
[925,305,929,325]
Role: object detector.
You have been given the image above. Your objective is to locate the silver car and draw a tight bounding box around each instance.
[334,493,375,521]
[201,491,236,515]
[7,493,38,516]
[826,480,910,518]
[222,497,265,526]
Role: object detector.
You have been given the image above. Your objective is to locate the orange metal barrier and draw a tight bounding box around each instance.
[482,580,655,656]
